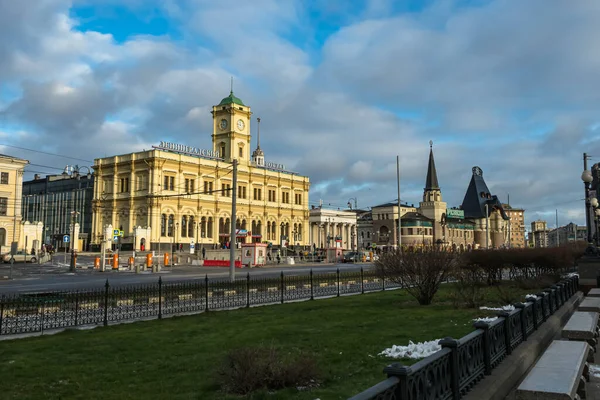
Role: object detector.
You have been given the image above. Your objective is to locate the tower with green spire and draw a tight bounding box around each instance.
[211,79,252,163]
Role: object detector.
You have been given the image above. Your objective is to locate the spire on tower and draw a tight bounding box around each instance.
[257,117,261,149]
[425,140,440,190]
[230,76,234,94]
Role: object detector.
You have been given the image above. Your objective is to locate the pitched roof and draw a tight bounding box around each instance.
[460,166,509,220]
[425,145,440,190]
[401,211,433,221]
[372,200,414,209]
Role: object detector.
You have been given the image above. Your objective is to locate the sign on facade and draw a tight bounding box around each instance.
[63,235,70,243]
[153,141,222,160]
[446,209,465,219]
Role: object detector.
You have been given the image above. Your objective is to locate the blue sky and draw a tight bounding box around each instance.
[1,0,599,231]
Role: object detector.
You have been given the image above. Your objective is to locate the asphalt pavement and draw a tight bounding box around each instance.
[0,254,373,294]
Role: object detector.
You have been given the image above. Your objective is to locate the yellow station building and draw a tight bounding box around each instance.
[91,91,310,252]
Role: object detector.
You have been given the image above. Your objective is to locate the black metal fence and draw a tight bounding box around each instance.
[348,275,579,400]
[0,268,401,336]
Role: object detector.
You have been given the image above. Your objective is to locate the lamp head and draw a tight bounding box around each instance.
[592,198,599,208]
[582,169,593,183]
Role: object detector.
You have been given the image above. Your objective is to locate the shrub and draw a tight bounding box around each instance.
[375,248,457,305]
[449,264,485,308]
[216,345,320,395]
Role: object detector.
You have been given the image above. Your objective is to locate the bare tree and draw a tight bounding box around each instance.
[375,248,457,305]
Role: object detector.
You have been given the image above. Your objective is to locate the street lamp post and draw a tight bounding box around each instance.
[485,203,490,249]
[582,152,594,246]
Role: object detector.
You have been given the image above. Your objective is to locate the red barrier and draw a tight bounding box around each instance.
[203,259,242,268]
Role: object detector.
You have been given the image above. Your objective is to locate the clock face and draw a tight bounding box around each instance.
[237,119,245,131]
[220,119,227,130]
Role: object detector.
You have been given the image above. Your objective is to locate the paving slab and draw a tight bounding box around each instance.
[589,288,600,298]
[562,311,599,340]
[579,297,600,313]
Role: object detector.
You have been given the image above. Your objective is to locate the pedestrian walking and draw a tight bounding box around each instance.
[202,247,206,259]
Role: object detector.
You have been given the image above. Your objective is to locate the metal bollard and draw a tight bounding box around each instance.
[94,256,100,270]
[112,254,118,270]
[128,256,134,270]
[164,252,170,267]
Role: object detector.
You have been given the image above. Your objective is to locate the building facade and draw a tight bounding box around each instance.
[22,166,94,251]
[369,144,478,251]
[502,204,526,248]
[0,154,29,253]
[530,220,548,248]
[91,91,310,252]
[308,206,357,250]
[547,223,586,247]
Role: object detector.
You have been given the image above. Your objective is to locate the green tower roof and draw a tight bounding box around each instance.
[218,91,245,106]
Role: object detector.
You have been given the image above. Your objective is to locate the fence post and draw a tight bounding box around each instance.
[74,291,79,327]
[537,292,548,321]
[246,272,250,308]
[526,296,538,330]
[0,299,3,335]
[103,279,109,327]
[158,276,163,320]
[205,274,209,312]
[337,268,340,297]
[280,271,285,304]
[40,301,45,334]
[498,311,512,355]
[439,337,461,399]
[383,364,411,399]
[382,270,386,291]
[310,269,314,300]
[473,321,492,375]
[514,303,527,341]
[361,266,364,294]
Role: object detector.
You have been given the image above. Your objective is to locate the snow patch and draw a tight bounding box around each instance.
[590,364,600,378]
[379,339,442,359]
[473,317,498,323]
[525,294,539,300]
[563,272,579,278]
[479,305,515,312]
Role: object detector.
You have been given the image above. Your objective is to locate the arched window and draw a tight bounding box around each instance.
[0,228,6,246]
[181,216,188,238]
[257,221,262,237]
[160,214,166,236]
[242,219,247,230]
[219,142,226,159]
[168,215,174,237]
[298,223,302,241]
[207,217,213,238]
[239,147,243,158]
[188,216,194,237]
[219,217,225,234]
[201,217,207,238]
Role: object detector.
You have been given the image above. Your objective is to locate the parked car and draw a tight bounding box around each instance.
[2,251,37,263]
[343,252,365,263]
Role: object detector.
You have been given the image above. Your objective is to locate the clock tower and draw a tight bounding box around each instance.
[211,90,252,163]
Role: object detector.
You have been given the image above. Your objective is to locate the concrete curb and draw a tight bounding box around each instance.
[463,291,584,400]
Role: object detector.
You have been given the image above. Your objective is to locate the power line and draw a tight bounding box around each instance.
[0,143,93,163]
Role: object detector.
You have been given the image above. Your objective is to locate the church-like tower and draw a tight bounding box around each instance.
[419,141,447,243]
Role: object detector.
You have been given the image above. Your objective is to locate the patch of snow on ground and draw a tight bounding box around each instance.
[479,305,515,312]
[525,294,539,300]
[563,272,579,278]
[590,364,600,378]
[473,317,498,323]
[379,339,442,359]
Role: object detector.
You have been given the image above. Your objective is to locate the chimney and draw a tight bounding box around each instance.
[34,174,40,180]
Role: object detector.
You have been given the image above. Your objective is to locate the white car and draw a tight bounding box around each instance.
[2,251,37,263]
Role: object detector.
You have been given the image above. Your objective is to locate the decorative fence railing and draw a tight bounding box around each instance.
[0,268,402,336]
[348,275,579,400]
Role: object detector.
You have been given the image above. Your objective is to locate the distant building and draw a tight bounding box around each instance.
[0,154,29,252]
[22,166,94,251]
[308,206,356,250]
[547,222,586,247]
[530,220,549,248]
[502,204,526,248]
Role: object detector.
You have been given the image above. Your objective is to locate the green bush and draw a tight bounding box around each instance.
[216,345,320,395]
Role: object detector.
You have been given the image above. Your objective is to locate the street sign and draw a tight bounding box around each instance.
[63,235,70,243]
[113,235,119,242]
[190,241,195,254]
[113,229,119,236]
[119,230,124,237]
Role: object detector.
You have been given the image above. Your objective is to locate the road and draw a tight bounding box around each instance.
[0,256,373,294]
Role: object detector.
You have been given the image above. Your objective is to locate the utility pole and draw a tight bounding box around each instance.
[229,159,238,282]
[396,155,402,250]
[556,209,559,247]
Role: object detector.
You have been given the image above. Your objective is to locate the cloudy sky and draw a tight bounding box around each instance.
[1,0,599,231]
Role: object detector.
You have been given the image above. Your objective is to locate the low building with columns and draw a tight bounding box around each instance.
[91,90,310,252]
[0,154,29,253]
[308,206,357,250]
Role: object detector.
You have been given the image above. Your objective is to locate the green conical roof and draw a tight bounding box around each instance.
[219,91,245,106]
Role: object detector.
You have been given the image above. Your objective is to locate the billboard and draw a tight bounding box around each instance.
[446,209,465,219]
